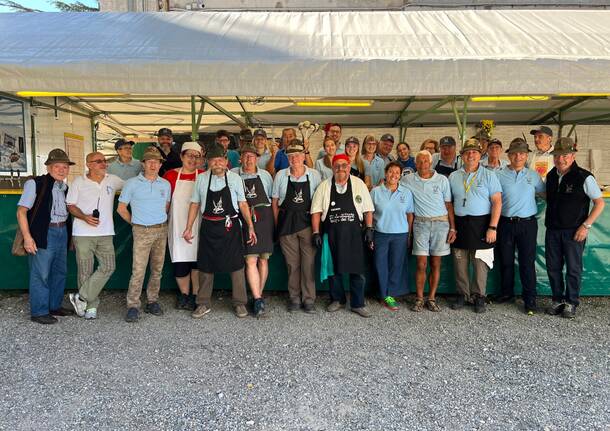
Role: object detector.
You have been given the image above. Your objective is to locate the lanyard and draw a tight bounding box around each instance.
[462,171,478,207]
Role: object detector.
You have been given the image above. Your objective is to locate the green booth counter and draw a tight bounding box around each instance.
[1,192,609,296]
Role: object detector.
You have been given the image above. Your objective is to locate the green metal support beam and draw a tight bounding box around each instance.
[199,96,253,129]
[567,111,610,124]
[90,117,97,151]
[527,97,590,125]
[402,97,453,128]
[236,97,253,128]
[190,96,198,141]
[392,96,415,127]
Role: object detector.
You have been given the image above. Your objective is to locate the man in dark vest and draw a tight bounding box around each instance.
[545,137,605,319]
[16,149,75,324]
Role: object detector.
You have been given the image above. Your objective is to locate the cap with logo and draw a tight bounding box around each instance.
[206,142,226,159]
[380,133,394,143]
[550,137,577,155]
[529,125,553,137]
[157,128,173,137]
[45,148,75,166]
[439,136,456,147]
[345,136,360,146]
[506,138,531,154]
[460,138,482,154]
[141,146,165,161]
[253,129,267,138]
[285,138,305,154]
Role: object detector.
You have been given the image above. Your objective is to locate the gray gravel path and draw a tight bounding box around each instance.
[1,291,609,431]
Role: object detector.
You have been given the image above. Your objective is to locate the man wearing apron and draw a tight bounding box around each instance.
[232,143,274,318]
[448,139,502,313]
[271,139,321,313]
[432,136,461,178]
[183,142,257,319]
[163,142,204,310]
[311,154,375,318]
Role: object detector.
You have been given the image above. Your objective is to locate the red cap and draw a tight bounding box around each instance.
[332,154,350,165]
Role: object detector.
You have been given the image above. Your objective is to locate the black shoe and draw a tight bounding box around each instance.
[145,302,163,316]
[176,294,190,310]
[31,314,58,324]
[546,301,565,316]
[303,303,317,314]
[451,296,466,310]
[188,294,197,311]
[287,302,301,313]
[125,307,139,323]
[474,296,487,314]
[253,298,267,319]
[561,303,576,319]
[50,307,75,316]
[493,295,515,304]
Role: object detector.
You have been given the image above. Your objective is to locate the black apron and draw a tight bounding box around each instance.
[277,174,311,237]
[452,214,494,250]
[434,158,459,177]
[198,173,244,273]
[242,175,274,255]
[323,178,365,274]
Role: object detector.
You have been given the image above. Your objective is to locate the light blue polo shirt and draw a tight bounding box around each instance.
[481,158,508,172]
[449,165,502,217]
[272,167,321,205]
[401,171,451,217]
[315,158,334,181]
[231,167,273,202]
[496,166,544,218]
[316,143,345,160]
[364,155,386,188]
[558,173,603,200]
[191,170,246,212]
[370,184,414,234]
[256,149,272,171]
[107,158,142,181]
[118,174,171,225]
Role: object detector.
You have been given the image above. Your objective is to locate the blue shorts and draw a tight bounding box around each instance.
[412,219,450,257]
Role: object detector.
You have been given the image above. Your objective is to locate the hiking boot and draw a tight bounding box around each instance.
[303,303,317,314]
[84,308,97,320]
[125,307,139,323]
[546,301,565,316]
[176,294,190,310]
[31,314,58,325]
[561,303,576,319]
[326,301,343,313]
[234,304,248,318]
[287,302,301,313]
[50,307,74,317]
[351,307,372,318]
[69,293,87,317]
[144,302,163,316]
[410,298,424,312]
[474,296,487,313]
[253,298,267,319]
[451,296,466,310]
[192,304,211,319]
[384,296,400,311]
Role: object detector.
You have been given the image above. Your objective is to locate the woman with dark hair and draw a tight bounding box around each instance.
[370,161,414,311]
[314,136,337,181]
[396,142,416,176]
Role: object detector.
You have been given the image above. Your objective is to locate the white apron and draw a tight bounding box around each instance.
[168,169,199,262]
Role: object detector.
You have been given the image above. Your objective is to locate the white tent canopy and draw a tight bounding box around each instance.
[2,10,610,96]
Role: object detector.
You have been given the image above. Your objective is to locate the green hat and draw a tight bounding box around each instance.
[473,130,490,141]
[45,148,75,165]
[206,142,226,159]
[285,138,305,154]
[239,143,258,156]
[551,137,577,155]
[460,138,482,154]
[141,146,164,162]
[506,138,531,154]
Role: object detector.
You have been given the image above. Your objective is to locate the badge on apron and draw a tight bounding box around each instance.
[355,195,362,203]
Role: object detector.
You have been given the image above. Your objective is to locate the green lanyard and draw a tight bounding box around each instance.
[462,171,478,207]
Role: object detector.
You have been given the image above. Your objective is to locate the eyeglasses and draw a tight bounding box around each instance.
[89,159,107,164]
[333,163,349,170]
[183,154,202,160]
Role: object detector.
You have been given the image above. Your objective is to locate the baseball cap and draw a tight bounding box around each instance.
[439,136,456,147]
[345,136,360,146]
[253,129,267,138]
[529,126,553,137]
[380,133,394,143]
[114,139,134,151]
[157,128,173,137]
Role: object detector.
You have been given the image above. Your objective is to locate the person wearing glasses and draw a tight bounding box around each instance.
[163,142,205,311]
[67,152,124,320]
[216,129,241,169]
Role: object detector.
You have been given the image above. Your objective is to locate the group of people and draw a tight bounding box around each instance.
[16,123,604,324]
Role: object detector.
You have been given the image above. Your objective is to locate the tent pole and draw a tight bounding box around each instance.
[461,96,469,144]
[190,96,198,141]
[90,117,97,151]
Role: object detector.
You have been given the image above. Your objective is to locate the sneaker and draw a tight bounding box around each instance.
[451,296,466,310]
[234,304,248,318]
[384,296,399,311]
[144,302,163,316]
[474,295,487,313]
[326,301,343,313]
[125,307,139,323]
[561,303,576,319]
[546,301,565,316]
[31,314,58,325]
[351,307,372,318]
[192,304,211,319]
[176,294,190,310]
[69,293,87,317]
[253,298,267,319]
[84,308,97,320]
[524,303,537,316]
[303,303,317,314]
[287,302,301,313]
[410,298,424,312]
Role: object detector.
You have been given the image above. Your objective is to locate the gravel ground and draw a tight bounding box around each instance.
[1,291,609,431]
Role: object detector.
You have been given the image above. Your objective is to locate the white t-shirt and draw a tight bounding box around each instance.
[66,174,124,236]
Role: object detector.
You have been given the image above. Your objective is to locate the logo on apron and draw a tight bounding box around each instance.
[212,197,224,214]
[292,190,304,204]
[355,195,362,204]
[246,184,257,199]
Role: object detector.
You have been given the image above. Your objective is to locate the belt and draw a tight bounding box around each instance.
[49,221,66,227]
[132,222,167,228]
[415,215,448,222]
[501,216,535,222]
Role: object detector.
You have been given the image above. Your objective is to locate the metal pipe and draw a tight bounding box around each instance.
[199,96,248,129]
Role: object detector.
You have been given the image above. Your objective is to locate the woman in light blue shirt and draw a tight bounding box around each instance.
[314,136,336,181]
[370,162,414,311]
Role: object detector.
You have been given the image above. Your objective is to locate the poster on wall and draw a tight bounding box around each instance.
[64,133,85,184]
[0,96,30,176]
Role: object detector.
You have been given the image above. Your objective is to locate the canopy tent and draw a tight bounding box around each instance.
[2,10,610,96]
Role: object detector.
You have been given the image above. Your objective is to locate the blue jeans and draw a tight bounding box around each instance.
[329,274,365,308]
[28,226,67,317]
[545,228,585,307]
[374,232,409,298]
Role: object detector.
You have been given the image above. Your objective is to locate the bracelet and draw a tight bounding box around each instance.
[449,228,457,233]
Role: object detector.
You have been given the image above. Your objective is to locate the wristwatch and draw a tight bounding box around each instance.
[487,226,497,231]
[583,223,592,229]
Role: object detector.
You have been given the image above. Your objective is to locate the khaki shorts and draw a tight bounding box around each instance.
[245,252,272,260]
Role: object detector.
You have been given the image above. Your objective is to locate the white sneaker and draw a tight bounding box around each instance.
[84,308,97,320]
[69,293,87,317]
